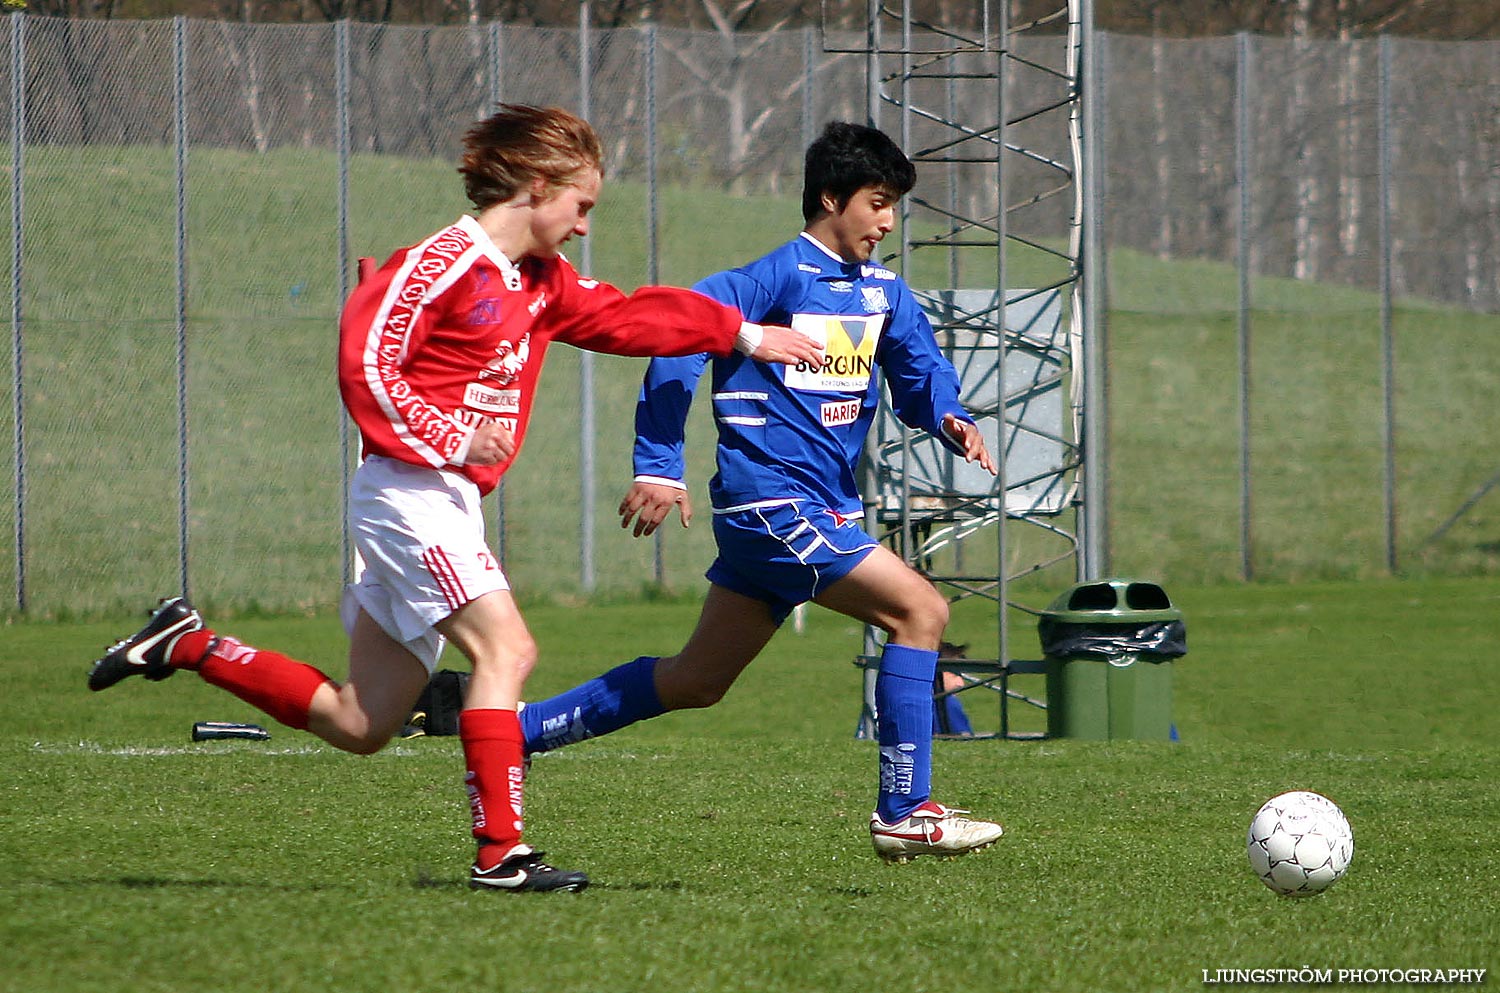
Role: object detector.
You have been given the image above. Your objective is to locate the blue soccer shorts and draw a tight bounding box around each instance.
[706,499,878,624]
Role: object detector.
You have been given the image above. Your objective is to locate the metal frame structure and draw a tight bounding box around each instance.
[836,0,1103,739]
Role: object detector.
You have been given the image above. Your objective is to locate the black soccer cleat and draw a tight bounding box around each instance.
[469,845,589,894]
[88,597,204,692]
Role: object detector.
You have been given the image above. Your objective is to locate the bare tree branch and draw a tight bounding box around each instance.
[20,0,1500,38]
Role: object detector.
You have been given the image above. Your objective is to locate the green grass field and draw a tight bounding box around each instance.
[3,576,1496,992]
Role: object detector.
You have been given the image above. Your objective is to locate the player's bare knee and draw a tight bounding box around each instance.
[468,634,538,683]
[926,596,951,640]
[884,589,949,648]
[656,659,732,710]
[320,720,395,755]
[509,646,538,684]
[674,679,730,710]
[345,730,392,756]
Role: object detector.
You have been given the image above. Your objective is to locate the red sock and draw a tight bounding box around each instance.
[460,708,526,870]
[192,634,333,732]
[169,630,216,669]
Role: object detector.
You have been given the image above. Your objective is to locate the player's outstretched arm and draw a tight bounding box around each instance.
[942,413,996,475]
[619,480,694,538]
[742,324,824,366]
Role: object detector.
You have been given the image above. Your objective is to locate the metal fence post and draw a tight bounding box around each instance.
[645,23,658,291]
[336,19,353,586]
[489,21,502,105]
[10,11,25,612]
[1379,33,1397,574]
[578,0,596,592]
[489,20,509,568]
[1080,0,1109,580]
[802,24,816,152]
[174,15,191,598]
[1235,30,1254,582]
[993,0,1012,700]
[644,22,666,588]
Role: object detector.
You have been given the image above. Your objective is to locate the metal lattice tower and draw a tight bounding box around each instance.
[835,0,1105,738]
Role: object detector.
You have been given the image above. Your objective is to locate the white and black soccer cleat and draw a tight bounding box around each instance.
[469,844,589,893]
[88,597,203,691]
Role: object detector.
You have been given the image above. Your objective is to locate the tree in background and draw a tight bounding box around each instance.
[11,0,1495,38]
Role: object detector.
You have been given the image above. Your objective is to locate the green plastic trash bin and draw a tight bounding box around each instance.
[1038,579,1187,740]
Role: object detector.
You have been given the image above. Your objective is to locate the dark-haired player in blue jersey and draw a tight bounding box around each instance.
[520,122,1004,863]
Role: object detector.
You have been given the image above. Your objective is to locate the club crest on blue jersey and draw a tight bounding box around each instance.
[860,285,889,313]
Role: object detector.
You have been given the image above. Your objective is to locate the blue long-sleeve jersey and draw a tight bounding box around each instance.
[632,233,973,517]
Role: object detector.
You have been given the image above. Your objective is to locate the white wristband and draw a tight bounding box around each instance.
[634,474,688,491]
[733,321,764,355]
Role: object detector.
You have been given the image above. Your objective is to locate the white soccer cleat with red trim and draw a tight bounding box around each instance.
[869,801,1004,863]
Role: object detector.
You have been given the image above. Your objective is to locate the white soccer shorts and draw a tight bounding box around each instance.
[341,454,510,672]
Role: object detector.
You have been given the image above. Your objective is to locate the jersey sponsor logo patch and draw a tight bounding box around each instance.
[478,333,530,387]
[820,397,862,428]
[860,264,898,280]
[829,280,854,293]
[454,409,518,434]
[467,297,500,325]
[463,383,521,414]
[784,313,883,393]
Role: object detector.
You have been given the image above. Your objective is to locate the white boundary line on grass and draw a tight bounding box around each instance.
[32,742,684,760]
[29,740,427,758]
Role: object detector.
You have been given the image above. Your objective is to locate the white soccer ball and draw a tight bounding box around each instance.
[1246,790,1354,897]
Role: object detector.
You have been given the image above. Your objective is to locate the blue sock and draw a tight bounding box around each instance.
[875,643,937,823]
[519,656,664,754]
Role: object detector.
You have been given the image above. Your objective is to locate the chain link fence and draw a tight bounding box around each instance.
[4,14,1499,615]
[1103,34,1500,584]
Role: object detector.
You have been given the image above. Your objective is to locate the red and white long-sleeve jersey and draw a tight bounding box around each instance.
[338,214,742,495]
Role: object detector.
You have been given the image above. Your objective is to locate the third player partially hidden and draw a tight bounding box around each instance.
[519,121,1005,864]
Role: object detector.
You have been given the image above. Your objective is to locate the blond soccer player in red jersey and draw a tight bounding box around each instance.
[87,104,822,893]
